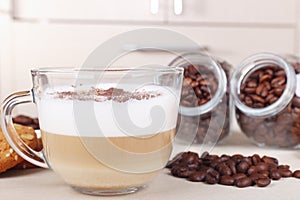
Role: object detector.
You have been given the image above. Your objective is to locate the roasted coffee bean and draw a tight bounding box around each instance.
[189,171,206,182]
[278,165,290,170]
[247,80,257,88]
[237,161,250,173]
[202,153,219,161]
[171,166,191,178]
[259,170,269,177]
[249,173,268,183]
[244,87,256,94]
[231,154,244,164]
[200,151,209,159]
[261,87,269,97]
[251,154,261,165]
[271,76,286,88]
[270,169,281,180]
[268,96,278,104]
[205,174,218,184]
[235,177,253,188]
[205,169,220,184]
[255,84,264,95]
[220,154,230,162]
[259,74,272,83]
[278,169,293,177]
[275,70,285,77]
[216,163,232,176]
[255,162,269,172]
[293,170,300,178]
[220,175,235,186]
[262,156,278,165]
[250,94,265,104]
[226,159,237,175]
[180,152,200,165]
[242,157,253,166]
[232,173,247,181]
[247,166,258,175]
[256,178,271,187]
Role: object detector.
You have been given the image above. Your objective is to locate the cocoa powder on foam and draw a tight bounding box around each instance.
[52,87,162,103]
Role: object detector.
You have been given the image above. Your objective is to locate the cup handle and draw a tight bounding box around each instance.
[1,90,48,168]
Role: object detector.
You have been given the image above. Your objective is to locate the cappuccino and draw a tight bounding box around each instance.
[37,85,178,191]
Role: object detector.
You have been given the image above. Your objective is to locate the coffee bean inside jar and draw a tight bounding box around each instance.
[239,66,287,108]
[180,65,218,107]
[231,53,300,148]
[170,52,231,144]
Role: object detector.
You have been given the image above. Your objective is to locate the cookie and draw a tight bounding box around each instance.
[13,160,38,170]
[0,124,38,173]
[13,138,43,170]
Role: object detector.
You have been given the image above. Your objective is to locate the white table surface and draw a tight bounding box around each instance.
[1,131,300,200]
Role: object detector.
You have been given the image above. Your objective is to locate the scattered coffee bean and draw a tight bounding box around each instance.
[259,170,270,178]
[231,154,244,164]
[278,169,293,177]
[249,173,268,183]
[205,171,219,184]
[236,61,300,148]
[188,171,206,182]
[256,178,271,187]
[226,159,237,175]
[235,177,252,188]
[175,58,231,144]
[171,166,191,178]
[167,151,300,188]
[262,156,278,165]
[293,170,300,178]
[251,154,261,165]
[256,162,269,172]
[220,175,235,186]
[247,166,258,175]
[237,161,250,174]
[232,173,247,182]
[278,165,290,170]
[270,169,281,180]
[217,163,232,176]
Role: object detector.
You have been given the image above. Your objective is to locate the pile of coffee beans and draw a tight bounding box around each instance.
[177,61,231,144]
[13,115,39,130]
[239,66,286,108]
[180,65,218,107]
[237,62,300,148]
[167,151,300,188]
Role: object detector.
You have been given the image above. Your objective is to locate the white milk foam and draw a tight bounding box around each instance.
[37,85,178,137]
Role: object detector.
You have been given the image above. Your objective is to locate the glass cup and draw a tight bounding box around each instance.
[0,67,183,195]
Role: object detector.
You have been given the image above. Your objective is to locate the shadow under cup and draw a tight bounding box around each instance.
[0,67,183,195]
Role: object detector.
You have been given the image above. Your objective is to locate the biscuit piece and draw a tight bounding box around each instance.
[0,124,38,173]
[13,138,43,170]
[13,160,38,170]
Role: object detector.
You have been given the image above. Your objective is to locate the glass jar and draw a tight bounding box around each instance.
[169,52,231,144]
[231,52,300,148]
